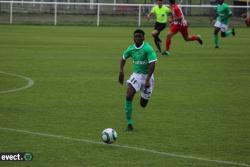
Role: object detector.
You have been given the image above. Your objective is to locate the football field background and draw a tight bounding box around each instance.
[0,25,250,167]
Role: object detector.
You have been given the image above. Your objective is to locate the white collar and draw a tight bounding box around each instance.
[134,42,144,49]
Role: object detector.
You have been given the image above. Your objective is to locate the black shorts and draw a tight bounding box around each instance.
[154,22,166,32]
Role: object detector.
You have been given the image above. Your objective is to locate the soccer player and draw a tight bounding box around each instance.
[162,0,203,56]
[147,0,171,54]
[211,0,235,48]
[118,29,157,131]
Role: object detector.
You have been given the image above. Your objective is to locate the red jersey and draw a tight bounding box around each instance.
[170,4,187,26]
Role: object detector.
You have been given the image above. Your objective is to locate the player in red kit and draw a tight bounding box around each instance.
[162,0,203,56]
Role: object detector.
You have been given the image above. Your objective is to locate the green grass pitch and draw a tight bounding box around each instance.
[0,25,250,167]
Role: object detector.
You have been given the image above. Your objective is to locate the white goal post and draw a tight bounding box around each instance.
[0,1,249,26]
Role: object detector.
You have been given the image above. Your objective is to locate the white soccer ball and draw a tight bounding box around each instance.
[101,128,117,144]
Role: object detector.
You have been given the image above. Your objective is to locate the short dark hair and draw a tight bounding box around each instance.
[169,0,175,4]
[133,29,145,36]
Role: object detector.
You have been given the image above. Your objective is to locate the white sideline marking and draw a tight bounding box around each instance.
[0,127,249,167]
[0,71,34,94]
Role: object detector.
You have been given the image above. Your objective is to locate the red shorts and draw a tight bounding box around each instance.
[170,24,189,38]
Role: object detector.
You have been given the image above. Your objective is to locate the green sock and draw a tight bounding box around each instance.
[214,34,219,47]
[124,100,132,125]
[225,30,232,37]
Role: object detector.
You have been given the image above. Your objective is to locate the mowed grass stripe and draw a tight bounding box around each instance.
[0,127,250,167]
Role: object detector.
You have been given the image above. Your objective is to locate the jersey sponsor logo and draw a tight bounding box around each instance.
[133,60,147,65]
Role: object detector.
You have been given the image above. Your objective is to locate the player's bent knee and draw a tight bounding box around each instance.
[126,84,136,101]
[167,33,173,39]
[126,96,133,101]
[140,98,148,108]
[152,33,158,38]
[221,32,226,37]
[152,30,158,36]
[140,102,147,108]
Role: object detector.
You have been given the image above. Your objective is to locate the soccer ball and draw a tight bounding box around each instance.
[101,128,117,144]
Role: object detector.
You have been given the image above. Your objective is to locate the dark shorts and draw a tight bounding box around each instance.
[154,22,166,32]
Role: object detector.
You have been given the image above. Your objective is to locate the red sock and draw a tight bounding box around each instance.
[166,38,171,51]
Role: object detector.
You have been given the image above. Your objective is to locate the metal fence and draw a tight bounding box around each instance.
[0,1,249,27]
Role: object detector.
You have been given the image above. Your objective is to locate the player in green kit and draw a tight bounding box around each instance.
[147,0,171,54]
[118,29,157,131]
[211,0,235,48]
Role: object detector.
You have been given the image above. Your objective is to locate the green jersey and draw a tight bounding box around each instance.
[123,42,157,74]
[150,5,171,23]
[215,3,232,24]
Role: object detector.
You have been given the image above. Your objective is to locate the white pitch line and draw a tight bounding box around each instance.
[0,127,249,167]
[0,71,34,94]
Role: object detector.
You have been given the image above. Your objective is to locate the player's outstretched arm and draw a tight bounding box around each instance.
[147,12,153,21]
[167,13,173,24]
[119,58,126,85]
[210,13,218,22]
[145,62,156,88]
